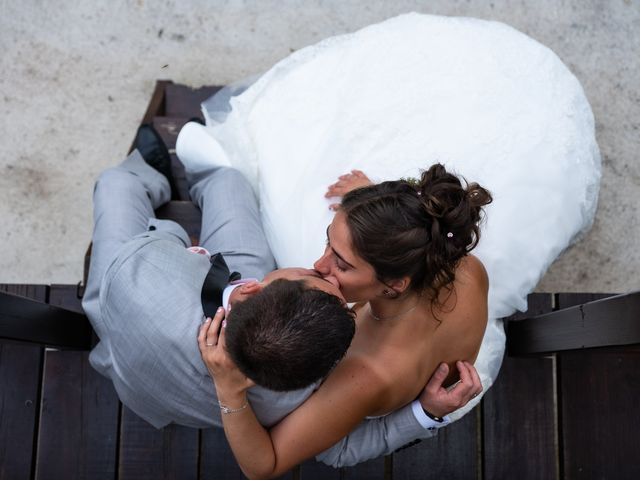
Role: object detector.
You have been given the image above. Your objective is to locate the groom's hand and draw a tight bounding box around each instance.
[418,361,483,418]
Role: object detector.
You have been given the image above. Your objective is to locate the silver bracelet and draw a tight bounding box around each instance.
[218,400,249,414]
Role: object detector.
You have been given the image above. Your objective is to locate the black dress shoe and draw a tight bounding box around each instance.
[134,123,178,198]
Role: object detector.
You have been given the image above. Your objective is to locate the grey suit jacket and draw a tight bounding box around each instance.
[88,220,319,428]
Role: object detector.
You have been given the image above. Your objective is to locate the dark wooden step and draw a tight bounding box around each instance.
[0,286,92,349]
[506,292,640,355]
[0,285,46,480]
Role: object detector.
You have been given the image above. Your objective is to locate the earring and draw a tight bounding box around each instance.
[383,289,392,296]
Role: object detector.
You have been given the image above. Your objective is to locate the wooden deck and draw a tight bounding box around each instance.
[1,82,639,479]
[2,285,638,479]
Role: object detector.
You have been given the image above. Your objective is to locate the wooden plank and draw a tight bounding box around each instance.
[199,427,296,479]
[155,200,202,245]
[299,451,386,479]
[48,284,84,313]
[391,408,479,479]
[119,407,199,479]
[0,288,92,349]
[483,356,558,479]
[164,84,222,119]
[0,284,48,302]
[342,456,387,479]
[0,284,47,480]
[35,285,119,480]
[557,294,640,479]
[35,350,120,480]
[199,428,247,479]
[506,291,640,355]
[298,458,341,479]
[559,348,640,478]
[483,293,557,479]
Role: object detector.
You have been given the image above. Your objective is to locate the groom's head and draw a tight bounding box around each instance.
[225,272,355,391]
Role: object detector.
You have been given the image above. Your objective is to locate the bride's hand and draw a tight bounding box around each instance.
[198,307,255,399]
[325,169,373,210]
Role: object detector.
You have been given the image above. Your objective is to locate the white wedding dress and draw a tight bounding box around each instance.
[177,13,601,419]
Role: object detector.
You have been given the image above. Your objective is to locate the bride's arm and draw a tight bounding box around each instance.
[199,311,385,479]
[227,359,382,478]
[198,311,483,475]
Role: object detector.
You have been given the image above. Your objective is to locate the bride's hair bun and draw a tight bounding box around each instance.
[341,163,491,302]
[417,163,492,254]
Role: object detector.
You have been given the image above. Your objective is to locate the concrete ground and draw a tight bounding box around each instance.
[1,0,638,295]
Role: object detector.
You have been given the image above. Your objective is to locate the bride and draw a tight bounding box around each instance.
[180,12,600,475]
[198,163,491,477]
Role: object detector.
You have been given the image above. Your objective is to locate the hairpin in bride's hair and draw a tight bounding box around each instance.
[447,232,454,238]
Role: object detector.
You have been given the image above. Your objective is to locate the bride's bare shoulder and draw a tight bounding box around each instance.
[431,257,489,363]
[435,255,488,311]
[456,254,489,294]
[436,255,488,330]
[322,352,394,405]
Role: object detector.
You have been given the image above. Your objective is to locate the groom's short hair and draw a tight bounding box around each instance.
[225,279,355,391]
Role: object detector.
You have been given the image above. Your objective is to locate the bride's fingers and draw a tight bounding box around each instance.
[216,326,256,388]
[205,307,225,346]
[218,320,227,348]
[197,318,212,351]
[325,184,347,198]
[325,187,339,198]
[325,172,370,199]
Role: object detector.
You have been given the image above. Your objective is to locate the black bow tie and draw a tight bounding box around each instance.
[201,253,241,318]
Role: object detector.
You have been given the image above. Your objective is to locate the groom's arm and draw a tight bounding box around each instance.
[315,401,441,467]
[316,362,482,467]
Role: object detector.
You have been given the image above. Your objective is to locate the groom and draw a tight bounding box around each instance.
[83,125,475,467]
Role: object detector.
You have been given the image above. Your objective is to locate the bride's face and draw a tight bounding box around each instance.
[313,211,383,303]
